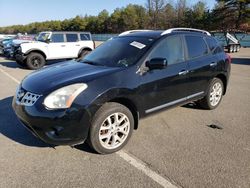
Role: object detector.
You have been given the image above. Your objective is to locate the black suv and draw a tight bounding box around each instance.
[13,28,231,154]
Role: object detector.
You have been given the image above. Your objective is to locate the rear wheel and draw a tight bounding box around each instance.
[26,52,45,70]
[198,78,224,110]
[236,45,240,52]
[228,45,233,53]
[233,45,237,52]
[88,102,134,154]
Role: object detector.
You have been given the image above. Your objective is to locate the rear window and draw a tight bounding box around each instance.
[185,36,208,59]
[66,34,78,42]
[80,34,91,41]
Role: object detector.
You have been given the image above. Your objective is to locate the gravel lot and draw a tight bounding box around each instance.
[0,48,249,188]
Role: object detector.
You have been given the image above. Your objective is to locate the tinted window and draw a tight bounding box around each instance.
[51,34,64,43]
[206,37,217,52]
[149,36,184,65]
[66,34,78,42]
[80,34,90,41]
[82,37,154,67]
[185,36,208,59]
[214,46,223,54]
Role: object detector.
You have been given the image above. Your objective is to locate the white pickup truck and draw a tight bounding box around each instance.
[15,31,95,69]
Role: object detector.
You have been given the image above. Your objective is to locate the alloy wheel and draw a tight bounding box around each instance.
[209,82,223,106]
[99,112,130,150]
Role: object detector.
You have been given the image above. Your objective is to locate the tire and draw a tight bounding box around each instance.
[233,45,237,52]
[228,45,233,53]
[26,52,45,70]
[88,102,134,154]
[77,50,90,60]
[198,78,224,110]
[236,45,240,52]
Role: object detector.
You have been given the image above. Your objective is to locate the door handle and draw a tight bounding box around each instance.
[75,44,80,46]
[178,70,189,76]
[61,45,66,47]
[210,62,217,67]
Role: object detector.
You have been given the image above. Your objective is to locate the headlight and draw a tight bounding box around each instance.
[44,83,87,109]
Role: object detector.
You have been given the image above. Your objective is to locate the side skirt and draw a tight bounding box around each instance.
[145,91,204,114]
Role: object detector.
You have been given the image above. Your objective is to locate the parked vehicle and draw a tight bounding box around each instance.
[1,34,34,57]
[3,39,33,58]
[15,31,95,69]
[211,30,250,53]
[12,28,231,154]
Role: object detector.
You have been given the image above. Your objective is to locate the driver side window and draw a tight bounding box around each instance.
[149,36,185,65]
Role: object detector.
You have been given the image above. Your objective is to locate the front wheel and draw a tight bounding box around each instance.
[26,52,45,70]
[198,78,224,110]
[88,102,134,154]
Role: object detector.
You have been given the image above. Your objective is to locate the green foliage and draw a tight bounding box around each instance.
[0,1,249,34]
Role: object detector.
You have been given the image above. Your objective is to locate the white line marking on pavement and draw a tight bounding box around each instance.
[0,68,20,84]
[0,66,178,188]
[117,150,178,188]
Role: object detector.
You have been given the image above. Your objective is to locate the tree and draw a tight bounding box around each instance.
[214,0,250,30]
[146,0,166,29]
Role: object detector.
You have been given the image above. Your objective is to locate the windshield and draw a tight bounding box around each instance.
[82,36,155,67]
[37,32,50,42]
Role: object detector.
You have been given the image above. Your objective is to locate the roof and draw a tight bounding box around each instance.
[119,28,211,39]
[119,31,164,39]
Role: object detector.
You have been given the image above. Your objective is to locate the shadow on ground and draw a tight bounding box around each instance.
[0,96,49,147]
[0,61,24,69]
[232,58,250,65]
[0,96,95,153]
[182,102,206,110]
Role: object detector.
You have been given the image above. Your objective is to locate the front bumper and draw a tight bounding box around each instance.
[12,93,93,146]
[15,52,26,62]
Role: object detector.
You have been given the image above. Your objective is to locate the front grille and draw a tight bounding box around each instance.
[16,87,41,106]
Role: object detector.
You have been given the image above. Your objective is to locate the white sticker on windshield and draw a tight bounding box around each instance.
[130,41,146,49]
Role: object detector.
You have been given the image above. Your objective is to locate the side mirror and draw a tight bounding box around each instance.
[146,58,167,70]
[45,38,51,43]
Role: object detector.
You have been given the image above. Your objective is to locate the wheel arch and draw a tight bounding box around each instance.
[25,49,47,59]
[109,97,139,130]
[78,47,93,57]
[215,74,227,95]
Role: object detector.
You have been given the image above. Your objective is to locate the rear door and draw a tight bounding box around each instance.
[184,35,218,96]
[65,33,81,58]
[138,35,189,113]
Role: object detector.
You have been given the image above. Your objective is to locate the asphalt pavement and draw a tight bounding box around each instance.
[0,48,249,188]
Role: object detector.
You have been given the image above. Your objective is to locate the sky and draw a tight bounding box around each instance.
[0,0,216,27]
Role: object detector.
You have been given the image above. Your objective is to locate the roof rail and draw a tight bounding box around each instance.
[161,28,211,36]
[119,30,153,36]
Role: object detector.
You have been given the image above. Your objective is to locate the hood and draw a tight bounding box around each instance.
[12,39,34,45]
[21,61,122,94]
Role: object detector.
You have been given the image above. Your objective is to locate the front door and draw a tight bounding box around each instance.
[138,35,189,114]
